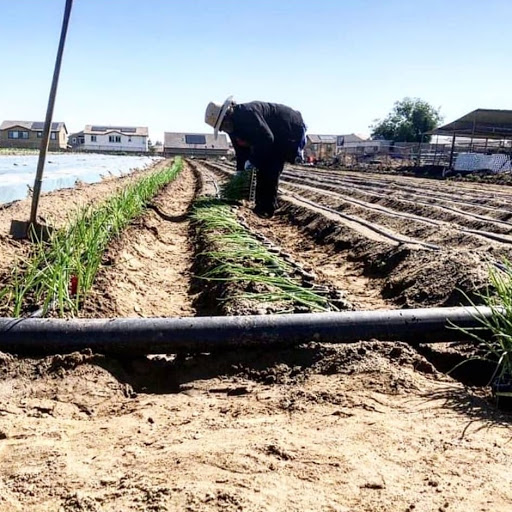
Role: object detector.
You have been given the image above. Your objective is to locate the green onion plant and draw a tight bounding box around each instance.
[453,260,512,385]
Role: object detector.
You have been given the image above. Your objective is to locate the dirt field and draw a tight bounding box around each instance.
[1,159,511,511]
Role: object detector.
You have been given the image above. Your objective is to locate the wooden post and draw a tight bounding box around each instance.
[415,134,425,168]
[448,133,456,169]
[432,135,439,166]
[509,138,512,171]
[469,111,476,153]
[29,0,73,225]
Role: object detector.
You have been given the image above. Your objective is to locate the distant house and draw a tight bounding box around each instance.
[152,140,164,154]
[304,133,371,160]
[163,132,229,157]
[72,125,149,152]
[68,131,85,149]
[0,120,68,150]
[305,134,337,160]
[338,136,394,158]
[336,133,367,151]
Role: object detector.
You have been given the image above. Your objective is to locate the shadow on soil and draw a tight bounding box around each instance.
[1,340,511,423]
[2,346,510,424]
[94,342,330,394]
[420,386,512,433]
[416,343,497,387]
[75,341,511,423]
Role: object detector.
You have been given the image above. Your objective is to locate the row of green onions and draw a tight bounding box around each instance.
[191,198,337,313]
[0,158,183,317]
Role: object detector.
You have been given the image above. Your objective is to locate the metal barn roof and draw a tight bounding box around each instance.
[307,134,337,144]
[337,133,366,145]
[308,134,366,145]
[430,109,512,139]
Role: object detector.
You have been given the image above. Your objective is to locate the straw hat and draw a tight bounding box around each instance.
[204,96,233,139]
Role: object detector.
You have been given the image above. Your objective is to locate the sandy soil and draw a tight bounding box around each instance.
[1,160,512,511]
[82,164,198,318]
[1,343,511,512]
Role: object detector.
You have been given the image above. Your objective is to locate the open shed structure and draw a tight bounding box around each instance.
[433,109,512,140]
[427,109,512,171]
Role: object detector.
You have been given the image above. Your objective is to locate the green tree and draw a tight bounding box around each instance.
[370,97,442,143]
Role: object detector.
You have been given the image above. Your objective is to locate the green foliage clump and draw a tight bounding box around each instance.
[371,97,442,143]
[221,170,253,201]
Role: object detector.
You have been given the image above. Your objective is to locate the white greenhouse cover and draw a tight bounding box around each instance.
[454,153,512,173]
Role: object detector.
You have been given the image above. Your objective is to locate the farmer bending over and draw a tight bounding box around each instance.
[205,97,306,218]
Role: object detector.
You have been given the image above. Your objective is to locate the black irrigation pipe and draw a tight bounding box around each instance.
[0,306,495,356]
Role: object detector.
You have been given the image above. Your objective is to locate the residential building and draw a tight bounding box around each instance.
[73,125,149,152]
[304,134,337,160]
[336,133,367,152]
[0,120,68,150]
[68,131,85,149]
[163,132,229,157]
[339,138,390,156]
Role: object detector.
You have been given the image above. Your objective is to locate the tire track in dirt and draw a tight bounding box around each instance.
[82,163,198,318]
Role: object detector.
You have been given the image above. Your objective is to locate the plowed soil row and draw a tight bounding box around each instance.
[284,170,512,236]
[0,159,511,511]
[290,167,512,209]
[81,162,200,318]
[283,172,512,232]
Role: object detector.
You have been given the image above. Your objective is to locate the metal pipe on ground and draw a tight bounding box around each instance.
[0,306,493,356]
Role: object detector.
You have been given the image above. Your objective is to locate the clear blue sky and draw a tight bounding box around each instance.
[1,0,511,142]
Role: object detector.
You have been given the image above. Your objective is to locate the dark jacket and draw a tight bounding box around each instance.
[228,101,305,171]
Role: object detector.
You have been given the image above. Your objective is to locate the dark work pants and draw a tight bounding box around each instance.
[254,160,285,216]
